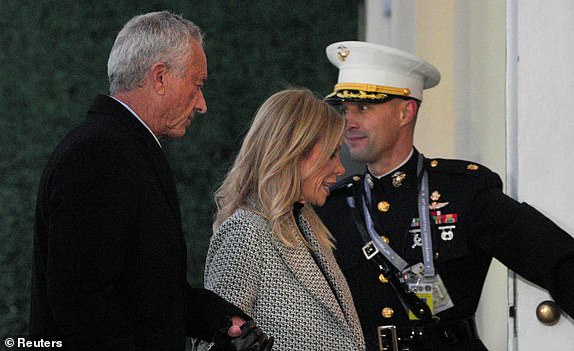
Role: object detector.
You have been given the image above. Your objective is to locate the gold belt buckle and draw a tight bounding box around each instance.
[377,325,398,351]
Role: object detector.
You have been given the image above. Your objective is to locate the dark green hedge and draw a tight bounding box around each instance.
[0,0,358,338]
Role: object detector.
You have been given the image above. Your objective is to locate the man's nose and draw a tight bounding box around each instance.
[345,112,358,129]
[195,90,207,114]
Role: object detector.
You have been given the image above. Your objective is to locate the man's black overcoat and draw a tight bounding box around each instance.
[30,95,241,350]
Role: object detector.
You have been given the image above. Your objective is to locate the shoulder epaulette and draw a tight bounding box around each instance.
[425,158,497,177]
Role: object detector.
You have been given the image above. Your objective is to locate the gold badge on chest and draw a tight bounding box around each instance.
[391,171,406,187]
[429,190,449,210]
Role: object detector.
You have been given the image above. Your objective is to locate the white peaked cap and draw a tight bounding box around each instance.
[325,41,441,102]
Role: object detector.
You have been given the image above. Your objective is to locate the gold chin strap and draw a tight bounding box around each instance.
[334,83,411,96]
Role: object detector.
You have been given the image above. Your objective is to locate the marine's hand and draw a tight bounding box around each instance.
[213,319,274,351]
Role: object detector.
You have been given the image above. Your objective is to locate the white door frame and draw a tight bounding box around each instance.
[506,0,574,349]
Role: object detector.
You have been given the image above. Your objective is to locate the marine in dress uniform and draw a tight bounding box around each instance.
[315,41,574,351]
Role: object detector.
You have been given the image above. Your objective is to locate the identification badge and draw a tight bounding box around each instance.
[402,263,454,319]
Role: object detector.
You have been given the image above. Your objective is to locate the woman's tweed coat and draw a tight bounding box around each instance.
[201,201,365,350]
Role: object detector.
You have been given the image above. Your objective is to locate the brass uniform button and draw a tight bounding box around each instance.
[378,201,390,212]
[353,175,361,181]
[381,235,390,244]
[430,160,439,167]
[381,307,394,318]
[434,252,440,259]
[379,274,389,283]
[467,164,479,171]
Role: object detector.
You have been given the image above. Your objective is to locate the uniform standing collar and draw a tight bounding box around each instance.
[368,148,415,179]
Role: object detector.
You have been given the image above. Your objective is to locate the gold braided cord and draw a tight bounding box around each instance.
[334,83,410,96]
[326,90,388,100]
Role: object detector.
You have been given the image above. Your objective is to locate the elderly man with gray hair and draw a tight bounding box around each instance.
[30,11,272,351]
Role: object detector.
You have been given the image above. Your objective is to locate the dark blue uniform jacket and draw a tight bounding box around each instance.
[317,149,574,350]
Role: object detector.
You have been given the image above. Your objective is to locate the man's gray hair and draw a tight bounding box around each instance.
[107,11,203,95]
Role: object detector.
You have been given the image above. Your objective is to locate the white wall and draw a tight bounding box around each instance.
[450,3,507,350]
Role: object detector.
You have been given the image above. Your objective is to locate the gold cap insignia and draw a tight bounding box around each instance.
[337,45,350,62]
[467,164,479,171]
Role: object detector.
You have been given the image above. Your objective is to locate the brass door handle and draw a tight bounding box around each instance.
[536,300,561,325]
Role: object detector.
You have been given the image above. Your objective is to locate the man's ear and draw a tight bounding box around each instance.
[149,62,169,95]
[399,99,418,126]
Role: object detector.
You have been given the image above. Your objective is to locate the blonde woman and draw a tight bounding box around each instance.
[200,88,365,351]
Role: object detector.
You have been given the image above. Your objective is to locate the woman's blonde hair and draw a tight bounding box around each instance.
[213,88,345,249]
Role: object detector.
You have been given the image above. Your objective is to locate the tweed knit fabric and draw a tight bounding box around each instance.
[199,201,365,351]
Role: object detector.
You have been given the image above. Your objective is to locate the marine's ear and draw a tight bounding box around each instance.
[399,99,419,127]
